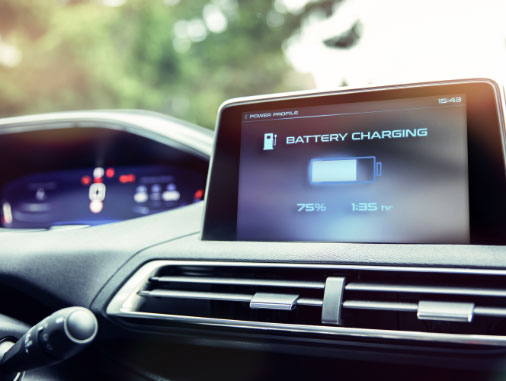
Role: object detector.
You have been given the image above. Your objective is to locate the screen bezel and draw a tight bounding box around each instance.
[202,79,506,244]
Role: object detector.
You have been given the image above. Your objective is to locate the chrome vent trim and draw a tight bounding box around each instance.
[345,282,506,297]
[343,281,506,321]
[137,289,322,307]
[343,300,418,312]
[107,261,506,347]
[149,276,325,289]
[111,310,506,346]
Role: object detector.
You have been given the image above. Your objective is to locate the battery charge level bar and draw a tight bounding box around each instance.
[309,156,382,184]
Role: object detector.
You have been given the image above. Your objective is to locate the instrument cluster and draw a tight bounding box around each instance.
[1,165,205,228]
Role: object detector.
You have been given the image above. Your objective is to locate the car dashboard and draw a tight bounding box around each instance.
[1,81,506,381]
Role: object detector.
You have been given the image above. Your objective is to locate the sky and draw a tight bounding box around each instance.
[286,0,506,88]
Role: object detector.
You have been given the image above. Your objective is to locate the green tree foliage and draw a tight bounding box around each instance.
[0,0,344,128]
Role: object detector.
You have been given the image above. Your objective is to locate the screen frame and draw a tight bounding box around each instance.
[202,79,506,244]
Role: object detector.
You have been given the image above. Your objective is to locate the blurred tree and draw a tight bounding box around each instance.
[0,0,357,129]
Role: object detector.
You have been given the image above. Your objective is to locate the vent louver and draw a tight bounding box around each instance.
[107,261,506,346]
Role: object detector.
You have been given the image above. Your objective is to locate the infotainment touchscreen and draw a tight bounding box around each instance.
[236,95,469,243]
[202,80,506,244]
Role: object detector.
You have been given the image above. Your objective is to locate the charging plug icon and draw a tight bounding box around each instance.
[263,133,277,150]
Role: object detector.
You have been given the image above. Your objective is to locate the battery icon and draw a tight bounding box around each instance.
[309,156,382,184]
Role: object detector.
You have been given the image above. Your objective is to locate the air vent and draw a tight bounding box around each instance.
[107,261,506,346]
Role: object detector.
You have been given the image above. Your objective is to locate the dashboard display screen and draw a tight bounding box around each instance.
[203,80,506,244]
[236,95,470,243]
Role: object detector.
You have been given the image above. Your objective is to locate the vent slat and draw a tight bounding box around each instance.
[298,298,324,307]
[139,289,323,307]
[343,300,506,318]
[346,282,506,297]
[474,307,506,318]
[139,289,252,302]
[343,300,418,312]
[150,276,325,289]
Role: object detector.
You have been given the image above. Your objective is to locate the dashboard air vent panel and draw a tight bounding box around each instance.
[107,261,506,346]
[137,265,325,325]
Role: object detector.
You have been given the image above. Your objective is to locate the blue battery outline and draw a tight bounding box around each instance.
[309,156,383,185]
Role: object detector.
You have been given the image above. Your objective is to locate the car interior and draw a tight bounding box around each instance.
[2,1,506,381]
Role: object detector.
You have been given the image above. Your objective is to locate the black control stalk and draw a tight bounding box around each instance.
[0,307,98,377]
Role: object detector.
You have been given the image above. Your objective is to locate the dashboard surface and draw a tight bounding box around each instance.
[0,86,506,381]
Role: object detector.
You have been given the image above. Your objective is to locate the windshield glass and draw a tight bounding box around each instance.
[1,0,505,128]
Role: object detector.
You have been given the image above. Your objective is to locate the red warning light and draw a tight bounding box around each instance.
[194,189,204,200]
[106,168,115,178]
[81,176,91,186]
[119,174,136,183]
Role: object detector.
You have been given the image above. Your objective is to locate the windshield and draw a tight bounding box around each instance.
[1,0,505,129]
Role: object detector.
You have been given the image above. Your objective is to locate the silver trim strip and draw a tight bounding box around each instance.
[474,307,506,318]
[343,300,506,318]
[297,298,324,307]
[139,289,252,303]
[139,289,322,307]
[346,283,506,297]
[113,309,506,347]
[343,300,418,312]
[150,276,325,289]
[107,260,506,347]
[343,300,506,319]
